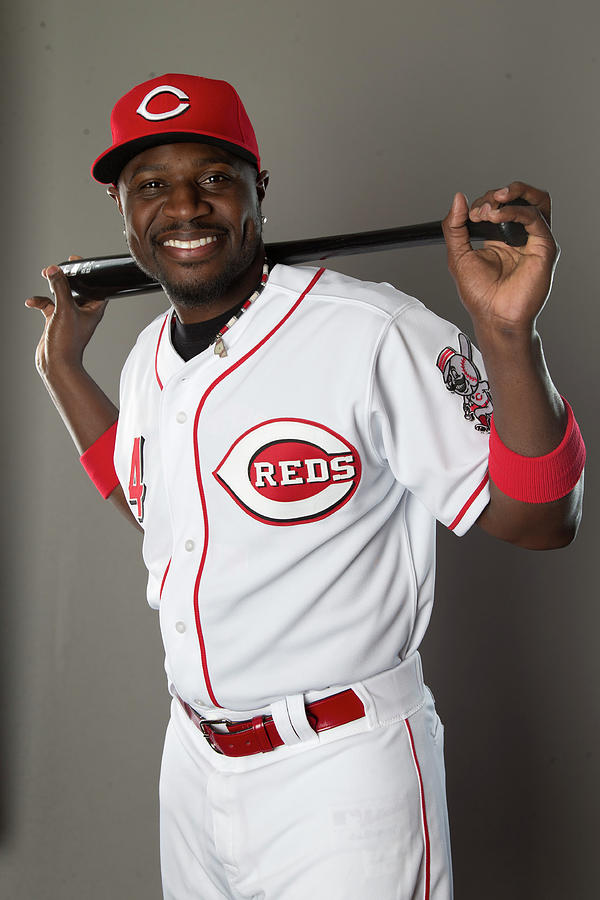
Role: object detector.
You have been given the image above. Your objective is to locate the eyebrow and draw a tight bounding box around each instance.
[127,157,238,183]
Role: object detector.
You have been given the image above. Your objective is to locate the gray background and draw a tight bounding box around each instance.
[2,1,598,897]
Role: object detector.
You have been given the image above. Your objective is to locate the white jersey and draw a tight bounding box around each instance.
[114,264,490,712]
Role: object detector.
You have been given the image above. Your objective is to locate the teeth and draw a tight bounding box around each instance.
[163,235,219,249]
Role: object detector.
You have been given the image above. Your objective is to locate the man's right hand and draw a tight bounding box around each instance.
[26,255,109,379]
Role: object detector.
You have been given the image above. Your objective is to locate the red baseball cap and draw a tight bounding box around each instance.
[91,74,261,184]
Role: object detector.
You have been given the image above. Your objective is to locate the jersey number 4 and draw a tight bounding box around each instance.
[128,436,147,523]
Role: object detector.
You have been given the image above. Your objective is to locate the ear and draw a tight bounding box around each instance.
[106,184,124,216]
[256,169,269,204]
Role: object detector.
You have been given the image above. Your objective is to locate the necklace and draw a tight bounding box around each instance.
[212,260,270,358]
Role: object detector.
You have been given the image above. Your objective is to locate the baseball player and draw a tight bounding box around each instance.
[27,74,585,899]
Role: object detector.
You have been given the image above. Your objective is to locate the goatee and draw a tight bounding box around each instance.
[162,263,248,309]
[133,228,262,312]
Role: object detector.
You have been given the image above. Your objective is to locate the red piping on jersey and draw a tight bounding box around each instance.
[192,268,326,707]
[448,471,489,532]
[405,719,431,900]
[159,559,171,599]
[154,313,170,391]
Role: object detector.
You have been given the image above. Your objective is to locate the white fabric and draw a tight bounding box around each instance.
[114,264,490,712]
[352,648,426,727]
[160,666,452,899]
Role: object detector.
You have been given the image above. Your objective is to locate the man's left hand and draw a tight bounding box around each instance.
[442,181,559,332]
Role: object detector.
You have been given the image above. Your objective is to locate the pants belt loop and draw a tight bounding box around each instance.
[270,698,303,746]
[271,694,318,746]
[286,694,319,742]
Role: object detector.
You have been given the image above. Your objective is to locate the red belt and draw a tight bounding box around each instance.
[178,690,365,757]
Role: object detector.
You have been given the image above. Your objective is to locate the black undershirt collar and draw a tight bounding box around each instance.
[171,298,248,362]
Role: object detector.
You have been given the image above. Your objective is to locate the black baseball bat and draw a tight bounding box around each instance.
[59,216,527,300]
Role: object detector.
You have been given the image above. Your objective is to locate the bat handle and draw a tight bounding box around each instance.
[467,220,527,246]
[468,198,530,247]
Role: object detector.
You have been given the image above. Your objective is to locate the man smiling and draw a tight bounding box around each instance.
[110,142,268,314]
[27,74,584,899]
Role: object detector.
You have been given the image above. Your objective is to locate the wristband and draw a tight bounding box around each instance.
[80,421,119,499]
[488,399,585,503]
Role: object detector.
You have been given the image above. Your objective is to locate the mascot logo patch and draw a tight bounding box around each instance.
[213,419,362,525]
[436,333,493,433]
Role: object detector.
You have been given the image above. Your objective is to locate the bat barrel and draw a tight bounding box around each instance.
[267,221,446,264]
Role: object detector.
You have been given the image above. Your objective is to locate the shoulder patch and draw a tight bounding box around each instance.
[436,333,493,433]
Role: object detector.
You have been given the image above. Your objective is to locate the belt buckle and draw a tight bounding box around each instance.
[198,717,232,754]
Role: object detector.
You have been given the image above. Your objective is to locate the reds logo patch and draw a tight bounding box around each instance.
[213,419,362,525]
[136,84,190,121]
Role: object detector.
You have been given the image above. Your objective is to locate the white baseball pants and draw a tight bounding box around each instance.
[159,654,453,899]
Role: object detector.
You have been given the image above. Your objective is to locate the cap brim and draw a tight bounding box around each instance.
[92,132,259,184]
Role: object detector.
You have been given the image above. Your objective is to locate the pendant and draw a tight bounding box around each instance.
[214,337,227,358]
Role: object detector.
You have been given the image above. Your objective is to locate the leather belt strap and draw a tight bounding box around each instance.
[178,689,366,757]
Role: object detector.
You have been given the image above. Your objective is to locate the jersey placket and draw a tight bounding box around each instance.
[158,355,222,708]
[185,269,324,708]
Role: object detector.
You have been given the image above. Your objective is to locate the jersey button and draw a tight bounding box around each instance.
[184,540,195,552]
[175,621,186,634]
[176,411,187,423]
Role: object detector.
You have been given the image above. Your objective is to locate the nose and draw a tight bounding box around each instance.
[162,181,211,220]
